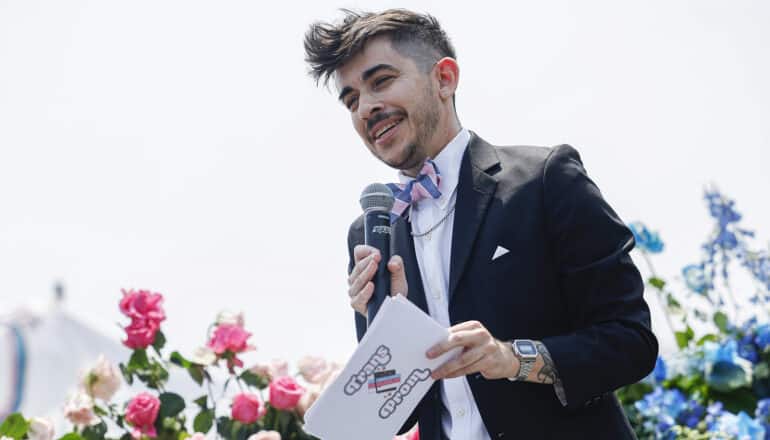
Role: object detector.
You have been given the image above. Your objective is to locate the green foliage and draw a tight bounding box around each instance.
[615,382,654,405]
[676,326,695,349]
[57,434,85,440]
[153,330,167,352]
[240,370,269,389]
[82,421,108,440]
[713,311,729,334]
[158,392,186,420]
[193,410,215,434]
[169,351,206,386]
[0,413,29,440]
[648,276,666,290]
[707,361,752,392]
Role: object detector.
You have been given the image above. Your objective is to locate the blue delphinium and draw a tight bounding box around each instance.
[682,263,711,295]
[629,221,665,254]
[635,387,688,435]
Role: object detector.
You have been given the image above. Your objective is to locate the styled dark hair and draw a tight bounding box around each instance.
[304,9,456,86]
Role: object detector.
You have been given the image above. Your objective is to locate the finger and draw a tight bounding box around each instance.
[426,328,487,359]
[441,355,488,379]
[387,255,408,298]
[350,281,375,315]
[347,252,379,286]
[431,347,486,380]
[348,258,378,298]
[353,245,379,263]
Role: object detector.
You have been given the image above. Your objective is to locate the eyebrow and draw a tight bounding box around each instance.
[337,64,399,103]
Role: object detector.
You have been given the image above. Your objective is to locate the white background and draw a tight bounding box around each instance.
[2,1,768,368]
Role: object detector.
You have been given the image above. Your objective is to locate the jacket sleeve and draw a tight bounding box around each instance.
[539,144,659,409]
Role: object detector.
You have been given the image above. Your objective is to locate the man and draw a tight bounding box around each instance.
[304,9,658,439]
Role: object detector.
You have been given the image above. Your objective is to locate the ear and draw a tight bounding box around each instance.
[434,57,459,101]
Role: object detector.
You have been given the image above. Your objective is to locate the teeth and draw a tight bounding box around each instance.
[375,120,400,139]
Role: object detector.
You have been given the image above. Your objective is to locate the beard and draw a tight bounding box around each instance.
[378,83,440,173]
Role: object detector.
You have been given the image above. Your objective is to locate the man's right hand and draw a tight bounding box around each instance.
[347,244,408,316]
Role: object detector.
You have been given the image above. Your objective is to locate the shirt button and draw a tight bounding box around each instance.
[433,289,442,300]
[456,408,466,418]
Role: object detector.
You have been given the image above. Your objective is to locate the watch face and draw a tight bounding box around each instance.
[516,340,537,356]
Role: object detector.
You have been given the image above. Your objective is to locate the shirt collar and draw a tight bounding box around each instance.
[398,128,470,210]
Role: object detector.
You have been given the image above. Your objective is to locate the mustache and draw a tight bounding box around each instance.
[367,111,406,134]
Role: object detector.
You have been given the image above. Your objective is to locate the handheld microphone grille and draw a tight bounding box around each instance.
[359,183,395,212]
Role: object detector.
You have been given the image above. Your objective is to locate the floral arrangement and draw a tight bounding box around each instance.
[618,188,770,439]
[0,290,352,440]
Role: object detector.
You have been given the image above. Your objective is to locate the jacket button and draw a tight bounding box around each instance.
[497,433,505,438]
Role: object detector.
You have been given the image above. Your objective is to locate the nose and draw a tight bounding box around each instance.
[356,93,383,121]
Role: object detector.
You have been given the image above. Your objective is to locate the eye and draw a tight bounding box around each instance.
[373,75,393,88]
[345,96,358,111]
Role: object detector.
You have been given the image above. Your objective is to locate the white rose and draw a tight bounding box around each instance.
[297,356,328,384]
[82,355,121,401]
[247,431,281,440]
[27,417,54,440]
[190,346,217,366]
[63,390,99,427]
[215,311,245,327]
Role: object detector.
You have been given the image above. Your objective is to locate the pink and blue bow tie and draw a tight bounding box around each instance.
[386,160,442,224]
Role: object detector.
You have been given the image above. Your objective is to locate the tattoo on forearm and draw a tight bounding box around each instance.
[535,342,557,384]
[536,341,568,406]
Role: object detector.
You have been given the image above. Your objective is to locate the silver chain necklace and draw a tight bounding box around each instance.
[410,203,457,239]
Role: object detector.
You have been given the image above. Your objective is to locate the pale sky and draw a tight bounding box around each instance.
[2,0,769,372]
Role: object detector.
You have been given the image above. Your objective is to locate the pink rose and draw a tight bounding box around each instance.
[269,376,305,410]
[268,359,288,378]
[297,356,328,384]
[207,324,254,369]
[123,317,161,349]
[120,289,166,323]
[231,393,266,424]
[125,392,161,439]
[63,391,99,427]
[120,289,165,350]
[247,431,281,440]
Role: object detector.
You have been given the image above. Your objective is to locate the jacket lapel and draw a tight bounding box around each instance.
[448,132,499,302]
[391,216,429,314]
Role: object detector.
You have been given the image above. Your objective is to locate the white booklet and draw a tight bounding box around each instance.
[304,295,460,440]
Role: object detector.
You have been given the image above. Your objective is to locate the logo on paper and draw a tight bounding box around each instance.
[378,368,431,419]
[370,369,401,393]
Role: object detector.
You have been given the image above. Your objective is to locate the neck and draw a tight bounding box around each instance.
[403,117,462,177]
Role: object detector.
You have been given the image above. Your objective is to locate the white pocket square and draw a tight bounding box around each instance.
[492,246,510,261]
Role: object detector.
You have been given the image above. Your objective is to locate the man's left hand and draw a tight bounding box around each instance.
[427,320,519,380]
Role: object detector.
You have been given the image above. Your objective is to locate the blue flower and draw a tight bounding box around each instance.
[683,264,710,294]
[653,356,667,382]
[709,411,765,439]
[756,325,770,351]
[739,338,760,364]
[756,398,770,420]
[629,221,664,253]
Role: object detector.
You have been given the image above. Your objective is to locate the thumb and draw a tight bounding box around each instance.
[388,255,408,298]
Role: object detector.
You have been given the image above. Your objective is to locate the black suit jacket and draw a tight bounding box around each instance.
[347,132,658,439]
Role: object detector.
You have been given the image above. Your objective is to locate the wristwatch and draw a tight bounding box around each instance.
[508,339,537,382]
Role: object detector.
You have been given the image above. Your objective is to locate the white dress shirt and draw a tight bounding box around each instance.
[398,128,492,440]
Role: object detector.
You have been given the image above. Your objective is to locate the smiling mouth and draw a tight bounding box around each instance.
[373,118,403,141]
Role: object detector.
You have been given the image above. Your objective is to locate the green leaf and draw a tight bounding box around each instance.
[82,421,107,440]
[169,351,191,368]
[153,330,167,352]
[675,326,695,349]
[187,365,205,386]
[93,405,108,417]
[158,392,186,419]
[58,434,85,440]
[216,417,232,438]
[240,370,269,389]
[648,276,666,290]
[128,349,150,370]
[0,413,29,439]
[710,387,758,414]
[714,311,729,334]
[193,409,215,434]
[193,395,208,410]
[119,363,133,385]
[696,334,719,346]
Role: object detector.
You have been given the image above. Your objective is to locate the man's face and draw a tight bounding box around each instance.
[335,36,440,173]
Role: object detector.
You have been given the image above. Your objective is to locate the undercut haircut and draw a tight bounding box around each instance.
[304,9,456,87]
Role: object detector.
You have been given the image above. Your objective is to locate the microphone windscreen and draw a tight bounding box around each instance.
[359,183,395,212]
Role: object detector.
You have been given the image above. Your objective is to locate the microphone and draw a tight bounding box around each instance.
[359,183,395,326]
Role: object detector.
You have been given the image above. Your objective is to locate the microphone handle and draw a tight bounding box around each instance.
[363,209,391,326]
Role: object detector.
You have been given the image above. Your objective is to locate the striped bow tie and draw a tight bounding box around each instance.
[386,160,442,224]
